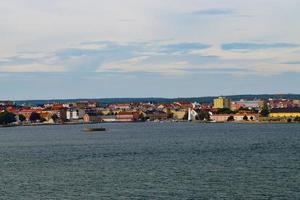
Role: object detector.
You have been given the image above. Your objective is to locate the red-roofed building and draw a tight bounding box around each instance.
[116,111,139,122]
[174,101,194,109]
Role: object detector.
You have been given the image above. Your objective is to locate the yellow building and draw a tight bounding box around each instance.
[170,109,187,120]
[269,108,300,118]
[213,97,231,109]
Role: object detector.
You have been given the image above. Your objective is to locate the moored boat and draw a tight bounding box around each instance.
[82,127,106,132]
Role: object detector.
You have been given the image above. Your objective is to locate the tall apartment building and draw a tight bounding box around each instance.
[213,97,231,109]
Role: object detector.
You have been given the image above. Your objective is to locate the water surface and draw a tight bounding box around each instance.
[0,123,299,199]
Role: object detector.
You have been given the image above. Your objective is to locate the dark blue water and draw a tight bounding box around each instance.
[0,123,299,199]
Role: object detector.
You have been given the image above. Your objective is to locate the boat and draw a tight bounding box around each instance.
[82,127,106,132]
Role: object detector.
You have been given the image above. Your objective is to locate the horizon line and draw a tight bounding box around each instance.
[1,93,299,102]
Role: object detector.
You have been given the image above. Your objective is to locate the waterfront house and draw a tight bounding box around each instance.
[17,108,43,121]
[145,110,168,121]
[83,113,102,123]
[170,109,187,120]
[116,111,139,122]
[269,108,300,118]
[101,115,116,122]
[211,113,258,122]
[66,108,85,120]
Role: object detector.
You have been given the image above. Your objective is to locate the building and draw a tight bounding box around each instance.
[213,97,231,109]
[292,100,300,107]
[145,110,168,121]
[101,115,116,122]
[232,100,264,110]
[269,108,300,118]
[75,101,98,109]
[170,109,187,120]
[188,108,198,121]
[211,113,258,122]
[0,101,13,106]
[66,109,85,120]
[116,111,139,122]
[230,102,243,111]
[174,101,193,109]
[17,108,43,121]
[108,103,131,110]
[83,113,102,123]
[268,99,295,109]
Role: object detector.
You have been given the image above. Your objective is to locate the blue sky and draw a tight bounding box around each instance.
[0,0,300,100]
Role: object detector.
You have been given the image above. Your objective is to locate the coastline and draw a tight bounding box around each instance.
[1,120,299,128]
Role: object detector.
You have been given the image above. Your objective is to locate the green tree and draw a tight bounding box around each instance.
[216,108,236,114]
[51,114,59,122]
[260,104,270,117]
[97,111,104,116]
[294,117,300,122]
[239,107,250,112]
[0,111,16,125]
[227,116,235,122]
[243,115,249,121]
[18,114,26,122]
[198,111,210,121]
[183,112,188,120]
[29,112,42,122]
[139,113,147,121]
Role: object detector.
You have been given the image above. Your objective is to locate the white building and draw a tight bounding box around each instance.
[66,109,85,120]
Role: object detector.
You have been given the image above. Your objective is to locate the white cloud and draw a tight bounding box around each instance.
[97,56,189,75]
[0,0,299,76]
[0,63,65,73]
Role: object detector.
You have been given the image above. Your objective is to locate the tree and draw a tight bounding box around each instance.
[18,114,26,122]
[97,111,104,116]
[287,118,292,123]
[29,112,42,122]
[198,111,210,121]
[216,108,235,114]
[139,113,147,121]
[243,115,249,121]
[227,116,235,121]
[250,116,254,121]
[294,117,300,122]
[239,107,250,112]
[183,112,188,120]
[251,108,259,114]
[260,104,270,117]
[51,114,59,122]
[0,111,16,125]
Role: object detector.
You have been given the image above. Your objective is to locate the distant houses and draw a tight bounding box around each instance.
[1,95,300,126]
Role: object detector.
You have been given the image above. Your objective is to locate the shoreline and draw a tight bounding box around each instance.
[1,120,299,128]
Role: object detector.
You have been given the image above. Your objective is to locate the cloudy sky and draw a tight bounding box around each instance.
[1,0,300,100]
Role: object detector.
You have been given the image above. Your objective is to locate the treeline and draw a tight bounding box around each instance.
[14,94,300,106]
[0,111,51,125]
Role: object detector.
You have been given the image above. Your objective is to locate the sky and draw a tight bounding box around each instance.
[0,0,300,100]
